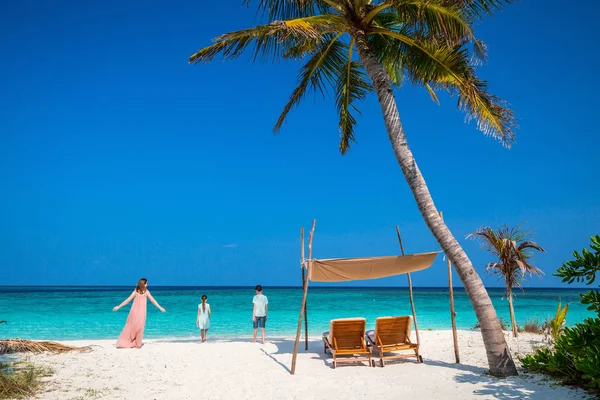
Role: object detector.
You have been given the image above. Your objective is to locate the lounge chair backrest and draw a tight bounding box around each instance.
[374,316,412,345]
[330,318,366,349]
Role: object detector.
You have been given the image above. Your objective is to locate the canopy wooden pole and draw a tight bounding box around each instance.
[291,219,316,375]
[395,226,421,356]
[439,212,460,363]
[301,226,308,351]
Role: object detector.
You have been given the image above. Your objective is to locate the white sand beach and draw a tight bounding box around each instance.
[19,330,591,400]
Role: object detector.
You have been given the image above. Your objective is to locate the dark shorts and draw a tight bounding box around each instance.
[253,316,267,329]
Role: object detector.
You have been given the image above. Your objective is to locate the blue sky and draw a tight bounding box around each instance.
[1,0,598,288]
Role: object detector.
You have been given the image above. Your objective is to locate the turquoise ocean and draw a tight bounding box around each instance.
[0,287,595,341]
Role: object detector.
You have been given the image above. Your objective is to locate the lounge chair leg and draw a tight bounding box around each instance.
[415,349,423,363]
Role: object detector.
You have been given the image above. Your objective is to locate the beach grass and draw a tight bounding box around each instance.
[520,317,545,334]
[0,361,53,399]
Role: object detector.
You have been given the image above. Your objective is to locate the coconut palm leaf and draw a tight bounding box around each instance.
[189,15,348,63]
[192,1,515,151]
[274,34,348,132]
[367,28,516,146]
[246,0,339,20]
[368,12,411,86]
[373,2,477,42]
[0,339,91,355]
[451,0,515,21]
[335,56,371,153]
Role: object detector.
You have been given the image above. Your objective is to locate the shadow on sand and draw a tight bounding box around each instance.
[148,337,586,399]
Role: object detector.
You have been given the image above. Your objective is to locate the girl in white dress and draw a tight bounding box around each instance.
[196,295,211,342]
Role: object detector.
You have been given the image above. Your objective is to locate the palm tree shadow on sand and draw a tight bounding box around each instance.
[453,371,590,400]
[254,339,587,399]
[143,337,586,399]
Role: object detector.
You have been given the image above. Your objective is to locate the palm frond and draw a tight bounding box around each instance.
[244,0,341,20]
[367,12,415,87]
[455,72,516,147]
[397,1,478,45]
[363,0,486,60]
[367,31,406,87]
[363,2,394,24]
[274,34,347,131]
[283,35,325,59]
[467,226,503,257]
[0,339,91,355]
[189,15,347,64]
[192,0,517,153]
[369,27,515,146]
[335,41,371,154]
[518,241,546,253]
[451,0,515,21]
[425,82,440,103]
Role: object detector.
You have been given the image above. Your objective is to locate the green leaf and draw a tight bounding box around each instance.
[245,0,337,20]
[335,57,371,153]
[274,34,347,132]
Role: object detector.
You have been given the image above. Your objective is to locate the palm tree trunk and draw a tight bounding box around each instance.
[507,287,518,337]
[353,31,517,377]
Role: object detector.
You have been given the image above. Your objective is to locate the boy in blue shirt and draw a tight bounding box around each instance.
[252,285,269,344]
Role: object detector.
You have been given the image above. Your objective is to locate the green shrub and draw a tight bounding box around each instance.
[556,235,600,314]
[521,317,600,390]
[520,235,600,393]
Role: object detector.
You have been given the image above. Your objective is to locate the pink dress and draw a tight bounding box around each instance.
[116,292,147,348]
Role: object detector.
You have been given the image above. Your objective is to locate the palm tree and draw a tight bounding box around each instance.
[190,0,518,376]
[468,225,545,337]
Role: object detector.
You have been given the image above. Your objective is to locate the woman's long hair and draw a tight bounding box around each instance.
[136,278,148,294]
[201,295,207,312]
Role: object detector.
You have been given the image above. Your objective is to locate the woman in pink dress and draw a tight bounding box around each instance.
[113,278,166,348]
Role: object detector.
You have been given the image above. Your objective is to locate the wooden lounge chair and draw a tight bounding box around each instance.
[322,318,372,368]
[366,316,422,367]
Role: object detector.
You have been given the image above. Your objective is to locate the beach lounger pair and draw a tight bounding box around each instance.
[322,316,421,368]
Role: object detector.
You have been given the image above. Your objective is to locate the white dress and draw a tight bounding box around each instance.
[197,303,211,330]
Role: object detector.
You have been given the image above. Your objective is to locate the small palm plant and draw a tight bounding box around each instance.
[468,224,545,337]
[549,301,569,341]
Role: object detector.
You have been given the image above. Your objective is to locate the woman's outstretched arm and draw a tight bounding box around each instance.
[147,291,166,312]
[113,291,136,311]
